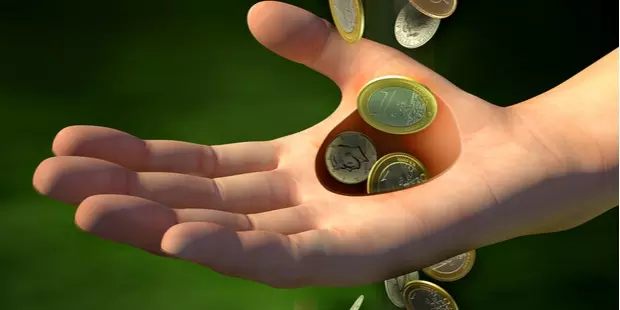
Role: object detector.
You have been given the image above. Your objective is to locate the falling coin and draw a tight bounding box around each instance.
[385,271,420,308]
[357,76,438,135]
[395,3,440,49]
[402,280,458,310]
[407,0,457,19]
[422,250,476,282]
[349,295,365,310]
[329,0,365,43]
[325,131,378,184]
[367,152,428,194]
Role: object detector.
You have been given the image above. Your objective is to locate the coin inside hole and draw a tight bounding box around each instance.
[315,89,460,196]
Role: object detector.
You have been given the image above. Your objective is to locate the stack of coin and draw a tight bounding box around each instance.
[329,0,457,49]
[382,251,476,308]
[325,75,436,191]
[322,73,474,309]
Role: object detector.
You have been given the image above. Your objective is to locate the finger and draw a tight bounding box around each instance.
[52,125,280,177]
[178,204,317,235]
[161,224,380,288]
[75,195,178,255]
[76,195,315,255]
[247,1,462,99]
[33,156,299,214]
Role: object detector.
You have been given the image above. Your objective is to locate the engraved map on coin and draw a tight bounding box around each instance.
[409,289,454,310]
[332,0,357,33]
[430,253,467,274]
[368,86,427,127]
[376,162,425,193]
[330,145,369,172]
[395,4,440,49]
[325,132,377,184]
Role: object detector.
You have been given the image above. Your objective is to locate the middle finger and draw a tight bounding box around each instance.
[33,156,300,214]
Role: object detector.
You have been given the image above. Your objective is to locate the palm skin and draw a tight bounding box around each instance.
[32,1,611,288]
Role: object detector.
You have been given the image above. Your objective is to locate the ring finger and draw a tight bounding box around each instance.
[76,194,317,255]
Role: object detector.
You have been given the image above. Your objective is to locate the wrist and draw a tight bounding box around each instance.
[508,97,616,177]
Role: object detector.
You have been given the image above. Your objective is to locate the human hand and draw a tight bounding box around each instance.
[32,1,614,288]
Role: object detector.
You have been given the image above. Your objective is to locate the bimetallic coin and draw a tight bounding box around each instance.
[329,0,365,43]
[385,271,420,308]
[325,131,378,184]
[349,295,364,310]
[395,4,440,49]
[408,0,457,19]
[422,250,476,282]
[357,76,438,135]
[367,153,428,194]
[402,280,458,310]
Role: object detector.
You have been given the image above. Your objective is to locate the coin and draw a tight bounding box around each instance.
[349,295,364,310]
[385,271,420,308]
[325,131,378,184]
[357,76,438,135]
[329,0,365,43]
[402,280,458,310]
[408,0,457,19]
[422,250,476,282]
[395,4,440,49]
[367,152,428,194]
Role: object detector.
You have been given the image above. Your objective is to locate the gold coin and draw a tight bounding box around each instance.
[408,0,457,19]
[402,280,458,310]
[328,0,365,43]
[357,76,437,135]
[367,152,428,194]
[422,250,476,282]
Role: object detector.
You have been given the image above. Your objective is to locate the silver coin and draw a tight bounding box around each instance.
[349,295,364,310]
[384,271,420,308]
[394,4,440,49]
[332,0,357,33]
[325,131,377,184]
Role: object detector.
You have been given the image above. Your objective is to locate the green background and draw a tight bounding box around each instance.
[0,0,618,309]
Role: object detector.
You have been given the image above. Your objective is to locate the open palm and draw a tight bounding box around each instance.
[33,1,595,288]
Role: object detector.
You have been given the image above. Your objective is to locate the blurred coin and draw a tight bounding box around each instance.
[395,4,440,49]
[402,280,458,310]
[357,76,437,135]
[408,0,457,19]
[422,250,476,282]
[385,271,420,308]
[329,0,365,43]
[367,152,428,194]
[349,295,364,310]
[325,131,378,184]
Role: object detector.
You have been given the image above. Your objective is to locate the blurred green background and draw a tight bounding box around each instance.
[0,0,618,309]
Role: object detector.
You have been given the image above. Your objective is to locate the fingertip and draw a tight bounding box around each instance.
[32,157,65,197]
[160,222,226,259]
[52,125,102,156]
[76,195,178,252]
[246,1,331,67]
